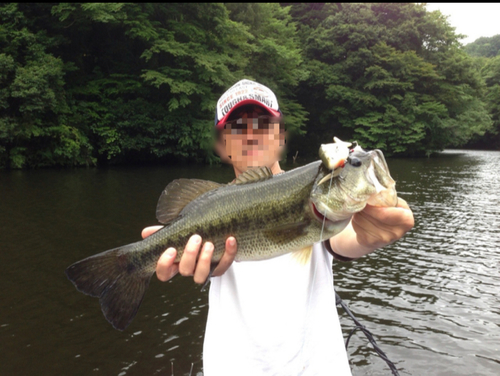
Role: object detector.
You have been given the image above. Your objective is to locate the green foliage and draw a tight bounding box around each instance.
[474,56,500,148]
[0,3,307,168]
[289,3,492,156]
[225,3,308,134]
[0,3,497,168]
[0,3,94,168]
[465,35,500,58]
[483,56,500,122]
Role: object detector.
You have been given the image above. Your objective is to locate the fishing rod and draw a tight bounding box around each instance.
[335,292,401,376]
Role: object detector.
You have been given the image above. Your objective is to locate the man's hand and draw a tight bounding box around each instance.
[141,226,237,284]
[330,197,414,259]
[352,197,414,250]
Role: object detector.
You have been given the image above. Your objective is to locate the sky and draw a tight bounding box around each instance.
[424,3,500,45]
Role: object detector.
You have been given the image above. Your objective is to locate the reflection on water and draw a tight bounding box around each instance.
[0,150,499,375]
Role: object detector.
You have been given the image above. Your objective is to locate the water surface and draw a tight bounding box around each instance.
[0,150,499,375]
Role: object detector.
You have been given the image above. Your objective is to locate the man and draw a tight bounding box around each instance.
[142,79,414,375]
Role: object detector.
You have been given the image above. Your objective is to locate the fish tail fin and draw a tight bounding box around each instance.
[65,243,152,331]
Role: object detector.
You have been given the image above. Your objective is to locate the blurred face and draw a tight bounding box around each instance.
[216,106,286,173]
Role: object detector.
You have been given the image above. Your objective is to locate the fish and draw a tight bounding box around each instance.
[65,138,397,330]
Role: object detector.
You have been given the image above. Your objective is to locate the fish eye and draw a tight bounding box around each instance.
[348,157,362,167]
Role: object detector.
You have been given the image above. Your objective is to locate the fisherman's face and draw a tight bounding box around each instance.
[217,108,285,172]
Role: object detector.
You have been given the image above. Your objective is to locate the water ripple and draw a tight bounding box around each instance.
[336,150,500,376]
[1,152,499,375]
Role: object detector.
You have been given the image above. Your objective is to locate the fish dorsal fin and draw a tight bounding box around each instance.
[292,245,313,265]
[231,166,274,185]
[156,179,222,224]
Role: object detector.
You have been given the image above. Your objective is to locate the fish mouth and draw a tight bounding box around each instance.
[364,150,398,207]
[311,202,335,224]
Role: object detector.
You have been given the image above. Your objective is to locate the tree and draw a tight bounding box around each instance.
[50,3,249,164]
[0,3,93,168]
[2,3,494,167]
[465,35,500,58]
[225,3,308,136]
[467,56,500,149]
[0,3,308,168]
[288,3,492,156]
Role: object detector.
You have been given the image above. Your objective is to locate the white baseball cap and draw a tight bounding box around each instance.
[215,79,281,128]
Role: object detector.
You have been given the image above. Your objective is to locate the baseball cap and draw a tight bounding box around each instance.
[214,79,281,128]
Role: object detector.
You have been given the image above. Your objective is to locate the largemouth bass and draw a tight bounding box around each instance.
[66,138,397,330]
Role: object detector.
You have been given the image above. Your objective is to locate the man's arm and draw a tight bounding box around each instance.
[141,226,237,284]
[329,197,414,259]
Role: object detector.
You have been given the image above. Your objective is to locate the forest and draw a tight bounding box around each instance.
[1,3,499,168]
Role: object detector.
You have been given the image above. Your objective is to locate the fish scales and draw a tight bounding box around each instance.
[134,160,324,267]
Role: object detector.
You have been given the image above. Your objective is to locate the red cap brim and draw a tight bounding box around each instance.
[216,99,281,129]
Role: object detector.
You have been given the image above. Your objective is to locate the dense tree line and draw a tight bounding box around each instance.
[289,3,492,156]
[0,3,496,168]
[465,35,500,58]
[462,35,500,149]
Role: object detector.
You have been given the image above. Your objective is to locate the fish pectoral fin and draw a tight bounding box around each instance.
[263,221,312,264]
[230,166,274,185]
[156,179,223,224]
[262,221,309,243]
[292,245,313,265]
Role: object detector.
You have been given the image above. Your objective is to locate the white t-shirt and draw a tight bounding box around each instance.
[203,242,352,376]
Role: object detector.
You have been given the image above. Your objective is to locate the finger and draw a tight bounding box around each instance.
[212,237,237,277]
[193,242,214,284]
[355,209,398,234]
[142,225,164,239]
[361,202,413,226]
[352,212,398,247]
[178,234,202,276]
[156,248,179,282]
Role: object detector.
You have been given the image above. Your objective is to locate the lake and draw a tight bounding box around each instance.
[0,149,499,375]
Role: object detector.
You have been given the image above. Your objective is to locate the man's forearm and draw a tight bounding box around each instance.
[330,199,414,259]
[329,221,376,259]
